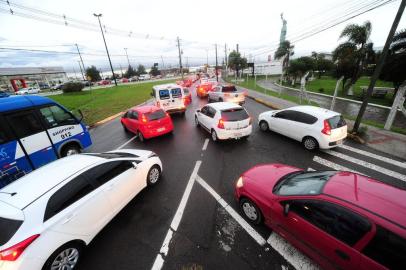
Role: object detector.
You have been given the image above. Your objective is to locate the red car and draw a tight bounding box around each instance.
[196,83,215,98]
[183,88,192,106]
[235,164,406,270]
[97,80,111,85]
[121,105,174,142]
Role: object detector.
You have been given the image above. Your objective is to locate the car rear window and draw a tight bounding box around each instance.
[0,217,23,245]
[328,115,346,129]
[145,110,166,121]
[159,90,170,100]
[171,88,182,98]
[221,108,249,121]
[222,86,237,92]
[183,89,190,95]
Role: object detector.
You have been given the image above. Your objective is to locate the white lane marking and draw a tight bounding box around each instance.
[116,135,137,149]
[267,233,319,270]
[202,138,209,151]
[151,160,201,270]
[323,150,406,181]
[307,167,315,171]
[313,156,364,175]
[339,144,406,169]
[196,176,267,246]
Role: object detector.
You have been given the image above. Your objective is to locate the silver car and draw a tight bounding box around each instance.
[208,84,245,105]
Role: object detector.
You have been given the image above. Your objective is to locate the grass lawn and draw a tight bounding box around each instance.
[50,80,175,126]
[282,76,395,107]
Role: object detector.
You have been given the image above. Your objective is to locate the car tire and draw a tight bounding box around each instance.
[211,130,218,142]
[195,116,200,127]
[259,120,269,132]
[218,98,223,102]
[240,198,262,225]
[42,242,84,270]
[61,144,81,157]
[147,165,161,186]
[207,96,212,103]
[303,136,318,151]
[138,131,145,142]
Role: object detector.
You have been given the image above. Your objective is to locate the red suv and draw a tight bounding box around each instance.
[121,105,174,142]
[235,164,406,270]
[196,83,215,98]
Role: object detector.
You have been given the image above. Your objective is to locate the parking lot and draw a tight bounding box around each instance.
[79,82,406,270]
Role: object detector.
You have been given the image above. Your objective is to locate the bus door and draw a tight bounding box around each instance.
[0,116,33,188]
[5,110,57,169]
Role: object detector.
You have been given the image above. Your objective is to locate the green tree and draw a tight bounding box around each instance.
[124,65,137,78]
[311,52,334,78]
[228,50,247,77]
[334,21,372,95]
[332,42,358,93]
[380,29,406,100]
[85,65,101,82]
[274,40,294,80]
[150,65,160,76]
[137,64,146,75]
[287,57,314,84]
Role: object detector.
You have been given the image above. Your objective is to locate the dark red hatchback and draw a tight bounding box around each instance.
[235,164,406,270]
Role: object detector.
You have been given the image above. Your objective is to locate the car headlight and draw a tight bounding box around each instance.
[236,176,244,188]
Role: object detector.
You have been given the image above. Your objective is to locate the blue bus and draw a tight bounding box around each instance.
[0,95,92,188]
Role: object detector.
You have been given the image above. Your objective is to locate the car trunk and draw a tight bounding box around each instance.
[144,110,172,131]
[221,108,250,130]
[328,115,347,140]
[0,201,24,249]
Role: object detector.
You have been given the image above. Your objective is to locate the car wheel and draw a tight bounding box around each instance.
[138,131,145,142]
[42,242,83,270]
[240,198,262,225]
[61,144,81,157]
[303,136,318,151]
[147,165,161,186]
[259,120,269,132]
[207,96,212,103]
[218,98,223,102]
[195,116,200,127]
[211,130,218,142]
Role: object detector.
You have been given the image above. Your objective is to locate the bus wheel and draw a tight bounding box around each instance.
[61,144,81,157]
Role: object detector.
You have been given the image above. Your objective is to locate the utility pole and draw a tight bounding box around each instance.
[177,37,184,79]
[353,0,405,133]
[78,61,84,81]
[205,48,209,66]
[236,44,239,53]
[215,44,218,82]
[124,48,131,67]
[75,43,86,80]
[224,43,228,78]
[93,13,117,86]
[119,64,124,78]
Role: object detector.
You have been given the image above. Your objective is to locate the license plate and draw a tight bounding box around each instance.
[157,127,165,132]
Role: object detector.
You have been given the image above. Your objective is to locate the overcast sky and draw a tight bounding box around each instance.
[0,0,405,72]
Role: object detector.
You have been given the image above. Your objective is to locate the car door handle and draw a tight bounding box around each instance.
[61,213,76,224]
[335,249,350,261]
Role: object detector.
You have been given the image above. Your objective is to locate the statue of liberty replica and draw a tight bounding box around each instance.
[280,13,287,45]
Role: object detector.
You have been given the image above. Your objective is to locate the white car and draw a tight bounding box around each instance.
[258,106,347,150]
[195,102,252,141]
[16,87,40,95]
[0,149,162,270]
[151,83,186,115]
[208,84,245,105]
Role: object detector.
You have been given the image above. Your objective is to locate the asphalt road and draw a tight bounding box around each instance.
[78,82,406,270]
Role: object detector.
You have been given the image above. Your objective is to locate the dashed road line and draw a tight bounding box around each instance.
[323,149,406,181]
[116,135,137,149]
[313,156,364,175]
[338,144,406,169]
[151,160,201,270]
[202,138,209,151]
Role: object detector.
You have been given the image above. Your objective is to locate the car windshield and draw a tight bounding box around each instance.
[145,110,166,121]
[222,86,237,92]
[273,171,336,196]
[328,115,346,129]
[221,108,249,121]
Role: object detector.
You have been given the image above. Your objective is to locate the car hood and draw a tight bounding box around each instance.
[242,163,302,188]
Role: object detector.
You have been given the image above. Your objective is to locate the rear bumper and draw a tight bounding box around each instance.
[319,134,347,149]
[223,96,246,104]
[141,124,174,139]
[216,125,252,140]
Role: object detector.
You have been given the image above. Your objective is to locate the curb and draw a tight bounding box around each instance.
[247,95,281,110]
[89,98,153,129]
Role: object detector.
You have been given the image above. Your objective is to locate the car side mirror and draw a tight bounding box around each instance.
[283,203,290,217]
[196,109,201,113]
[132,162,138,169]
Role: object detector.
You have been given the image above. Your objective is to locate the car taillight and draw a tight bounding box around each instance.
[141,115,148,123]
[321,120,331,135]
[236,176,244,188]
[183,97,187,105]
[218,119,225,129]
[0,234,40,261]
[199,87,204,92]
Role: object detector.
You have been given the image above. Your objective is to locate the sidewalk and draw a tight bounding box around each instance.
[239,86,406,160]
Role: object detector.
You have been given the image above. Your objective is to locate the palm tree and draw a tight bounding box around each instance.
[274,40,294,82]
[334,21,372,95]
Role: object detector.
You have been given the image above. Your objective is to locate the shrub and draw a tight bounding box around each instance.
[62,82,84,93]
[318,88,325,93]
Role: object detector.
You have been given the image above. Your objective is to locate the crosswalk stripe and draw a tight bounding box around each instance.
[313,156,364,175]
[323,150,406,181]
[339,144,406,169]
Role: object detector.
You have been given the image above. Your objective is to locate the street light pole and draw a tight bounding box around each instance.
[124,48,131,67]
[93,13,117,86]
[177,37,184,79]
[215,44,218,82]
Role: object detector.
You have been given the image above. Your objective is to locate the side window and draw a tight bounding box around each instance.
[283,110,300,121]
[83,161,133,186]
[129,111,138,120]
[44,175,95,221]
[201,106,208,115]
[6,111,44,138]
[39,105,77,128]
[289,200,371,246]
[207,107,216,118]
[0,117,13,144]
[274,110,288,119]
[295,112,318,124]
[362,225,406,269]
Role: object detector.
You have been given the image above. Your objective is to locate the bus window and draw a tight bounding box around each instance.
[7,112,43,138]
[0,119,13,145]
[39,105,77,128]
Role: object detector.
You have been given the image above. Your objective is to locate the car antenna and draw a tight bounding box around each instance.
[0,191,17,196]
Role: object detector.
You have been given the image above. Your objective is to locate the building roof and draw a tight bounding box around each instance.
[323,172,406,230]
[0,95,55,113]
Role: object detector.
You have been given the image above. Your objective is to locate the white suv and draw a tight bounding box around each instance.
[208,84,245,105]
[0,149,162,270]
[195,102,252,141]
[258,106,347,150]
